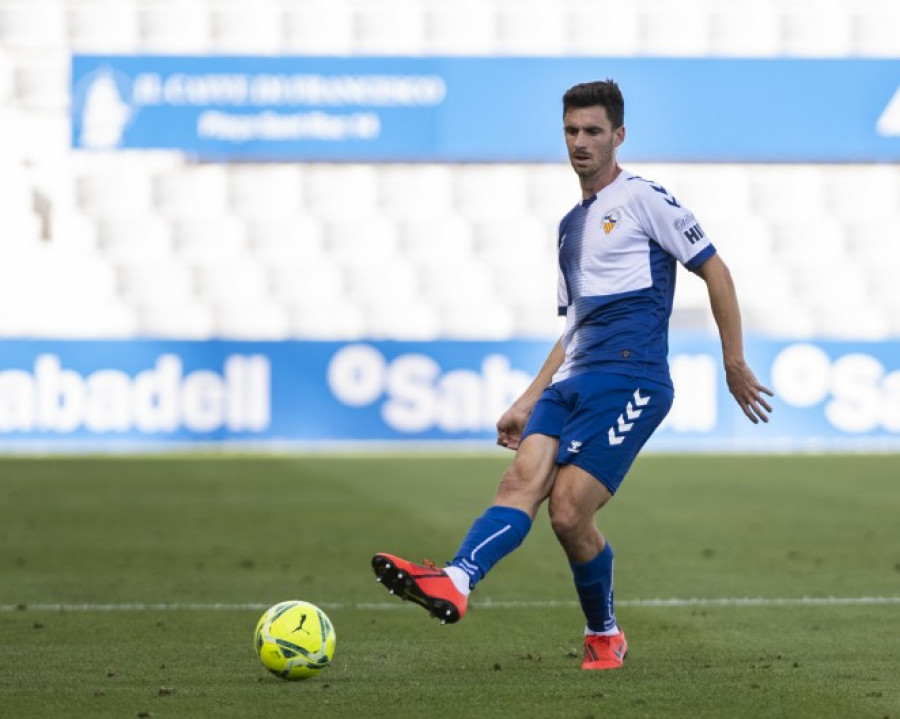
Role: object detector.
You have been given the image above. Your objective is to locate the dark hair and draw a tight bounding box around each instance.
[562,80,624,128]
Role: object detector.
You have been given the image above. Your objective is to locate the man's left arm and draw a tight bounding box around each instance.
[693,254,774,424]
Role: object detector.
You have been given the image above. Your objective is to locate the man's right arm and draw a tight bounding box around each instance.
[496,337,565,449]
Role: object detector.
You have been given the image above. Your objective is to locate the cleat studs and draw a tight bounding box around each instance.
[440,620,447,625]
[389,589,395,595]
[376,577,382,582]
[385,562,392,569]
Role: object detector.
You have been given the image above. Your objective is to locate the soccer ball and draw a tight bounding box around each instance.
[254,600,336,680]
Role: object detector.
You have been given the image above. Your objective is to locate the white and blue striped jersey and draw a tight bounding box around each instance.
[554,169,716,387]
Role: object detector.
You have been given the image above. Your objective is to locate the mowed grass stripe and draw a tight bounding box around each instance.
[4,595,900,612]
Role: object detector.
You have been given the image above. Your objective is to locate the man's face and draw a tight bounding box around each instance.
[563,105,624,181]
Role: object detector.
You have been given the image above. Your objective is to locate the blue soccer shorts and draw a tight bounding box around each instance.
[521,371,674,495]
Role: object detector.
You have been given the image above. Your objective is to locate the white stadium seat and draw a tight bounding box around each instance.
[210,0,282,53]
[377,165,456,220]
[119,257,196,305]
[304,165,380,219]
[13,53,69,110]
[154,166,229,219]
[283,1,355,54]
[783,0,854,56]
[195,259,270,306]
[137,301,214,339]
[495,2,568,55]
[708,0,782,56]
[639,0,713,57]
[0,0,66,49]
[171,215,248,264]
[566,0,641,56]
[138,0,210,52]
[227,165,305,220]
[68,1,140,52]
[211,300,290,340]
[365,300,441,341]
[426,1,498,54]
[355,0,428,55]
[288,301,367,339]
[98,216,174,262]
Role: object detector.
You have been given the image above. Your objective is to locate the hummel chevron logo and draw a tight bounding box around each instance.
[567,440,583,454]
[608,390,651,445]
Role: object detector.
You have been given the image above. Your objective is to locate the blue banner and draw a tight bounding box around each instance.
[70,56,900,162]
[1,338,899,451]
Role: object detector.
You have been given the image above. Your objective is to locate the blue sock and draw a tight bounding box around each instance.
[571,542,617,633]
[450,506,532,588]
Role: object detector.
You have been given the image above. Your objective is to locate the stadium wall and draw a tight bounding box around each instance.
[1,336,898,452]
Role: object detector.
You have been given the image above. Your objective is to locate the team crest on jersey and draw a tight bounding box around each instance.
[602,208,622,235]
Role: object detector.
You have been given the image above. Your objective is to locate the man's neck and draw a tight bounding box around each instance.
[580,164,622,200]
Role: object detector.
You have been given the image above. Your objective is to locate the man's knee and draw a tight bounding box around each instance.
[548,496,584,541]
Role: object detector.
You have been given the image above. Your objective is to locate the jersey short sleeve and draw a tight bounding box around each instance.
[626,176,716,271]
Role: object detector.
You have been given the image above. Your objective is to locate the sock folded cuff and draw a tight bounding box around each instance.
[570,541,614,586]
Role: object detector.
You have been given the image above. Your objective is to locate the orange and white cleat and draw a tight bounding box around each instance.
[371,553,468,624]
[581,631,628,670]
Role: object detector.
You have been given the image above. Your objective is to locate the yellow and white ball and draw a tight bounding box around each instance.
[254,600,336,680]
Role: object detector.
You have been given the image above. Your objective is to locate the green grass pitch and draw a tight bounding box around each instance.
[1,453,899,719]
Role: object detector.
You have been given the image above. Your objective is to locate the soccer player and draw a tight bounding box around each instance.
[372,80,773,670]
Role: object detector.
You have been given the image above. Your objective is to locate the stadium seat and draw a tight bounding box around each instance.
[511,294,566,339]
[527,164,579,222]
[355,0,428,54]
[304,165,380,219]
[154,166,229,219]
[639,0,713,56]
[824,164,900,222]
[282,1,355,54]
[288,301,367,339]
[227,165,305,220]
[708,0,782,56]
[268,257,345,306]
[365,300,441,340]
[210,0,282,53]
[454,165,530,220]
[782,0,854,56]
[13,53,69,109]
[377,165,456,220]
[854,0,900,56]
[48,210,100,254]
[171,215,248,264]
[0,0,66,49]
[77,169,154,217]
[440,302,516,340]
[195,259,270,306]
[138,0,210,52]
[67,1,140,52]
[749,166,827,221]
[566,0,641,56]
[137,301,214,339]
[211,300,290,340]
[495,2,568,55]
[118,252,193,298]
[0,52,13,105]
[247,215,327,267]
[398,216,477,268]
[98,216,174,262]
[426,1,498,54]
[419,256,498,306]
